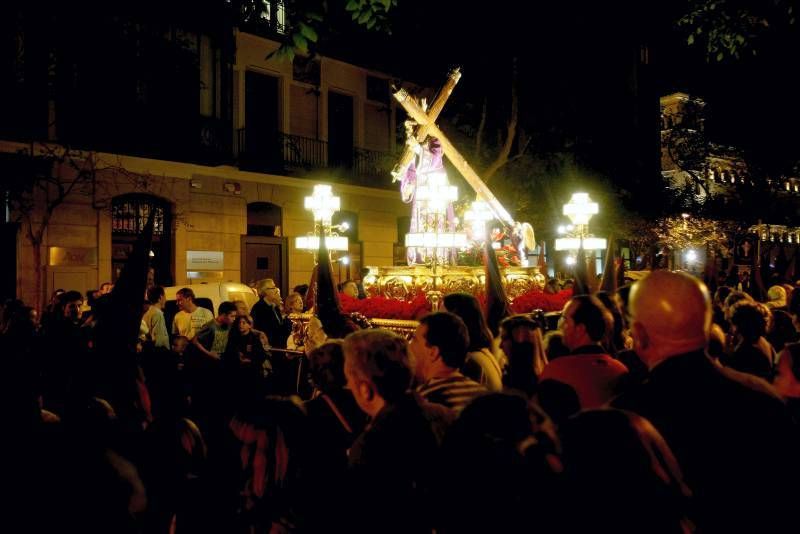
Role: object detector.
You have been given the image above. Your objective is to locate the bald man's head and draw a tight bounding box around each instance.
[629,271,711,368]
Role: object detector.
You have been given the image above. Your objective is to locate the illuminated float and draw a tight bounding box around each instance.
[291,70,567,341]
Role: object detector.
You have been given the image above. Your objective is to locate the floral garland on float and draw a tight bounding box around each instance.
[457,229,522,268]
[337,287,572,321]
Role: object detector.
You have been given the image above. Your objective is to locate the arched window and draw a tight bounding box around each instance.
[112,194,172,286]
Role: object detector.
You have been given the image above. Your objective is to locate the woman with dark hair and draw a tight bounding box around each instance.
[722,301,775,381]
[305,340,366,442]
[222,315,270,411]
[559,409,693,533]
[768,309,798,353]
[443,293,503,391]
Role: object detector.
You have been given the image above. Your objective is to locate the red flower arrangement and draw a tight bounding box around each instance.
[510,288,573,314]
[496,244,521,268]
[339,292,431,320]
[338,287,571,321]
[457,231,521,268]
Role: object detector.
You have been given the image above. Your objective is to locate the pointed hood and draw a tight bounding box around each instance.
[95,207,155,353]
[787,248,797,283]
[314,227,357,338]
[573,242,591,296]
[91,205,155,424]
[484,237,512,337]
[703,248,718,296]
[314,227,341,325]
[305,264,319,312]
[537,240,548,277]
[598,236,617,294]
[775,243,789,281]
[751,239,768,302]
[616,255,627,289]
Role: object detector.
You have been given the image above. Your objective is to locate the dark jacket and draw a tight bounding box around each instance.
[613,350,800,533]
[346,393,453,533]
[250,299,290,349]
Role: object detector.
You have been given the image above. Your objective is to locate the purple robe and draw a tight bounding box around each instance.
[400,138,456,265]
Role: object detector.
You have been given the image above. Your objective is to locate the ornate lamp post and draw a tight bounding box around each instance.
[464,199,494,242]
[295,184,349,252]
[555,192,606,273]
[404,174,466,310]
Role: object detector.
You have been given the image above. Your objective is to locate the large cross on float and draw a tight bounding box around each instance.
[390,68,535,259]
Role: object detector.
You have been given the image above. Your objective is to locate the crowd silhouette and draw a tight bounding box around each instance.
[4,255,800,532]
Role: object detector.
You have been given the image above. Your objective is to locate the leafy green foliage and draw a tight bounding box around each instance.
[245,0,398,61]
[655,215,736,254]
[678,0,797,61]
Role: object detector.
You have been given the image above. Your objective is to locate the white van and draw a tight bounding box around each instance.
[162,282,259,330]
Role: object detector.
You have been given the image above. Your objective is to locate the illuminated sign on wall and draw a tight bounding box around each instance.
[49,247,98,267]
[186,250,224,271]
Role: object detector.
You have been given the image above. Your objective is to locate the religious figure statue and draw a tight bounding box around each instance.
[511,222,536,267]
[396,120,456,265]
[391,72,537,270]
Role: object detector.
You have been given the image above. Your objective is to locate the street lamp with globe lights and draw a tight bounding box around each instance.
[554,192,607,274]
[464,199,495,242]
[295,184,349,252]
[403,171,467,310]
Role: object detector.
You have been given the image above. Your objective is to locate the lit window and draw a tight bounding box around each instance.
[786,182,791,191]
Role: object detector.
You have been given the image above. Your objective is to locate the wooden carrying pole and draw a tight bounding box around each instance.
[393,88,516,228]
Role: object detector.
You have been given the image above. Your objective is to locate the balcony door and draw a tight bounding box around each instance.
[328,91,353,169]
[245,71,281,171]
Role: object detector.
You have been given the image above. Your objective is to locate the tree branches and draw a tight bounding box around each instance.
[679,0,797,62]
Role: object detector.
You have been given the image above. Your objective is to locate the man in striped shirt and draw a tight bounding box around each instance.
[411,312,487,413]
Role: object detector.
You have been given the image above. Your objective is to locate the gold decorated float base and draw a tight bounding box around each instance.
[362,265,546,300]
[289,312,419,344]
[288,266,545,347]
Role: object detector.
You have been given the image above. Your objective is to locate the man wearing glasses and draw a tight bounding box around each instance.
[250,279,291,349]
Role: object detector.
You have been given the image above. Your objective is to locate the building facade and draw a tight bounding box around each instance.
[1,7,417,307]
[660,92,800,276]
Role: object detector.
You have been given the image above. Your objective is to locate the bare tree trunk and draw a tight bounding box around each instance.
[27,213,49,313]
[483,58,519,183]
[475,97,487,157]
[32,239,44,313]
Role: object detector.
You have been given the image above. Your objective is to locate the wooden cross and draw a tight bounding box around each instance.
[391,67,462,181]
[392,74,516,228]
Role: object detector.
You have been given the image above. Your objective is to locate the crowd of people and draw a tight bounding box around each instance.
[4,271,800,532]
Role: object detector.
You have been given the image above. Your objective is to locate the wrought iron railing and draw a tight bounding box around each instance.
[354,147,396,182]
[235,128,397,186]
[280,132,328,169]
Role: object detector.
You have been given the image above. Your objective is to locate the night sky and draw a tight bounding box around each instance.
[329,0,800,180]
